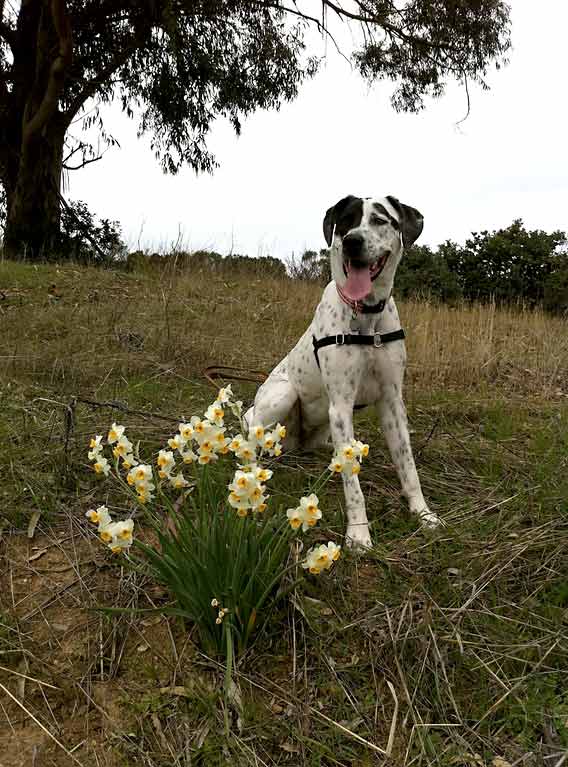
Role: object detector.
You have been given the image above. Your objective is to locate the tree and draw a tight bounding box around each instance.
[0,0,511,260]
[396,243,462,301]
[444,221,567,305]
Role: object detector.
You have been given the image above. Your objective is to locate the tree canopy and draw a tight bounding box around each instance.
[0,0,511,258]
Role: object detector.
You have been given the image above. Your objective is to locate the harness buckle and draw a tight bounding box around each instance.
[373,333,383,348]
[335,333,345,346]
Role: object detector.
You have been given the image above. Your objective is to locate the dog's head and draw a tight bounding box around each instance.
[323,195,423,301]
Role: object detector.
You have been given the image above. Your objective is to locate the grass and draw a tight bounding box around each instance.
[0,258,567,766]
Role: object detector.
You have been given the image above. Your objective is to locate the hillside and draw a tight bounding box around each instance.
[0,260,567,767]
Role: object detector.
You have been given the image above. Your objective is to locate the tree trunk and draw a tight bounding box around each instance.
[1,0,72,261]
[3,126,65,260]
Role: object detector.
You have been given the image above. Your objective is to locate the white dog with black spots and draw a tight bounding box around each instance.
[245,195,440,548]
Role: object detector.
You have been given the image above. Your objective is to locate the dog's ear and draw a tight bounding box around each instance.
[323,195,357,246]
[386,196,424,248]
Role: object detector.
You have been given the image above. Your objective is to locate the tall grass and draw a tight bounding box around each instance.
[1,260,566,399]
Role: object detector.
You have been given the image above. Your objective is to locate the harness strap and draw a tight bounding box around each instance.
[312,329,405,369]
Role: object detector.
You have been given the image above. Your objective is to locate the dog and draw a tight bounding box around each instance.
[245,195,440,547]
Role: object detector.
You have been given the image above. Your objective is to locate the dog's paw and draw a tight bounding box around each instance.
[415,507,443,529]
[345,525,373,550]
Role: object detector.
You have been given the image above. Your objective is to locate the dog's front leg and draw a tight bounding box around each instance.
[328,399,373,549]
[377,389,440,528]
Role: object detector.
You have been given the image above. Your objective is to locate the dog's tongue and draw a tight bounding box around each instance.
[343,263,373,301]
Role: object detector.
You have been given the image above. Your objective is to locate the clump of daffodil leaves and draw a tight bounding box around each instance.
[86,385,369,673]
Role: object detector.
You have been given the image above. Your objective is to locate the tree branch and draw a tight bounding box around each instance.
[63,151,106,171]
[23,0,73,140]
[63,39,140,122]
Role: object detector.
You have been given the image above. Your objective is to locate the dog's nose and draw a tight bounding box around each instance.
[342,232,365,261]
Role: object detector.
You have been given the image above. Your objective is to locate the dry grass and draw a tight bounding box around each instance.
[0,259,567,767]
[1,259,567,399]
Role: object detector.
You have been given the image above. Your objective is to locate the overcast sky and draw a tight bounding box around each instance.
[69,1,567,260]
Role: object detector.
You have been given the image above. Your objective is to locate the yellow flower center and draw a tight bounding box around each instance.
[94,463,103,474]
[100,531,112,542]
[119,530,132,540]
[237,508,248,518]
[290,518,301,529]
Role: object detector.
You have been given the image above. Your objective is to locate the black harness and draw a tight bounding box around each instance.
[312,328,405,369]
[312,288,405,370]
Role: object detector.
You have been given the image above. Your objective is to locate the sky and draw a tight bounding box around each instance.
[69,1,568,260]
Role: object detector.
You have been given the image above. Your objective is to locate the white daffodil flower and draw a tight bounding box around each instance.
[169,472,189,490]
[93,456,110,476]
[157,449,175,476]
[254,466,273,482]
[217,385,233,404]
[107,423,125,445]
[181,449,198,464]
[286,507,303,530]
[298,494,322,531]
[85,505,112,530]
[179,422,194,442]
[88,435,103,460]
[122,454,138,470]
[167,434,185,451]
[113,435,133,458]
[205,401,225,427]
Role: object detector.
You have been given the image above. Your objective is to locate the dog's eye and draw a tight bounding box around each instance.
[370,215,387,227]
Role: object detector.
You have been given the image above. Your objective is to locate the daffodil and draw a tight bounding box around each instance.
[133,464,153,483]
[85,505,112,530]
[254,466,273,482]
[179,422,194,441]
[88,435,103,460]
[328,458,344,473]
[113,435,133,458]
[180,449,198,464]
[107,422,125,444]
[169,472,189,490]
[298,494,322,531]
[167,434,185,451]
[302,542,341,574]
[217,385,233,404]
[286,507,303,530]
[251,425,264,443]
[205,401,225,427]
[198,453,218,465]
[157,449,175,476]
[122,454,138,470]
[93,456,110,476]
[229,434,244,451]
